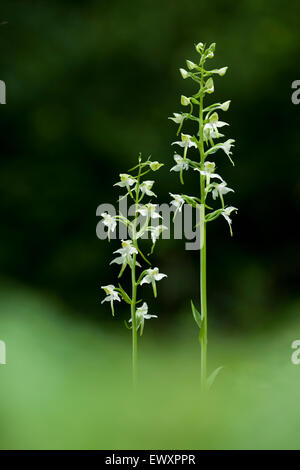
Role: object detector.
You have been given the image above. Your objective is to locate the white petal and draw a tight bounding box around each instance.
[154,273,167,281]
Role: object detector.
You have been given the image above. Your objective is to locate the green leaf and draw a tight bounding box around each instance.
[191,300,202,328]
[118,284,132,304]
[207,366,223,390]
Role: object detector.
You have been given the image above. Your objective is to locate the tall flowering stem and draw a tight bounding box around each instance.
[101,155,166,385]
[169,42,238,390]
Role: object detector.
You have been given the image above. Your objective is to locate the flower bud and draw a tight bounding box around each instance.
[195,42,204,53]
[217,67,228,76]
[205,78,214,94]
[209,112,219,123]
[149,161,164,171]
[186,60,197,70]
[181,95,191,106]
[220,100,231,111]
[179,68,189,79]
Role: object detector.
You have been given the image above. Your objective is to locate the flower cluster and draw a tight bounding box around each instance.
[100,155,167,339]
[168,42,238,235]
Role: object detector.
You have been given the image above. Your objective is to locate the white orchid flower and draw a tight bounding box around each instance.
[148,224,168,245]
[169,193,185,212]
[205,138,235,164]
[220,139,235,157]
[211,182,234,200]
[140,180,156,197]
[204,112,228,140]
[101,284,120,315]
[137,203,161,219]
[168,112,184,124]
[110,239,139,275]
[195,161,223,183]
[170,154,189,173]
[101,212,117,240]
[114,173,137,191]
[221,206,238,235]
[203,125,225,141]
[128,302,157,335]
[140,267,167,297]
[172,133,197,149]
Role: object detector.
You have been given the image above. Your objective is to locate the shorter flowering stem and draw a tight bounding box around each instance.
[131,252,138,386]
[200,220,207,390]
[101,155,165,386]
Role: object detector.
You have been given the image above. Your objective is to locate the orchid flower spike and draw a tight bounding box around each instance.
[140,267,167,297]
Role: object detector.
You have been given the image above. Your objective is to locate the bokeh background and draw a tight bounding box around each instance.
[0,0,300,449]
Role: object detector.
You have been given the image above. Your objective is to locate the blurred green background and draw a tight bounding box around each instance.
[0,0,300,449]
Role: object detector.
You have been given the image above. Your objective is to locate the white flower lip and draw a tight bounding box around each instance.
[169,193,185,212]
[221,206,238,226]
[170,154,189,173]
[147,225,167,244]
[110,239,138,267]
[140,180,156,197]
[128,302,158,334]
[137,203,161,219]
[168,113,184,124]
[172,133,197,149]
[195,161,223,181]
[114,173,137,188]
[140,267,167,285]
[101,212,117,232]
[211,182,234,200]
[101,284,121,304]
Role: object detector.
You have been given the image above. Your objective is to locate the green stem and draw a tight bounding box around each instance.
[130,157,142,386]
[200,222,207,389]
[131,253,138,386]
[199,58,208,390]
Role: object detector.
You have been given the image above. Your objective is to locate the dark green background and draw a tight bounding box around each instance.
[0,0,299,330]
